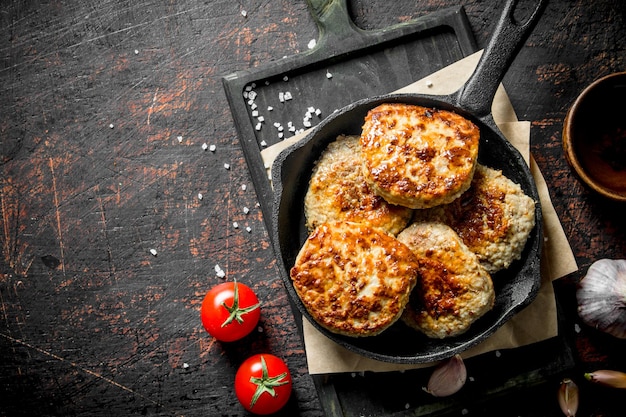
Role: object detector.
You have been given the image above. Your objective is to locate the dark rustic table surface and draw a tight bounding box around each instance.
[2,0,625,416]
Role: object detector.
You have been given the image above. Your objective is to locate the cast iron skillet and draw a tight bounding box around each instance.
[271,0,547,364]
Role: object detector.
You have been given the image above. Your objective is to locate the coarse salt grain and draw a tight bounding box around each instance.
[233,222,239,229]
[425,80,433,88]
[255,123,262,131]
[241,10,247,17]
[149,248,157,256]
[209,144,216,152]
[177,135,183,142]
[243,207,249,214]
[224,163,230,170]
[246,226,252,233]
[198,193,203,200]
[283,75,288,81]
[257,116,264,122]
[109,123,114,129]
[307,39,316,49]
[260,140,267,147]
[241,184,247,191]
[267,106,273,111]
[215,264,225,278]
[284,91,292,100]
[202,143,208,151]
[134,49,139,55]
[326,71,333,79]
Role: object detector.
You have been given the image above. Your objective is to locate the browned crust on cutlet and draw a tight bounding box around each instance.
[360,103,480,209]
[412,164,536,273]
[397,221,495,339]
[304,135,413,235]
[290,221,420,337]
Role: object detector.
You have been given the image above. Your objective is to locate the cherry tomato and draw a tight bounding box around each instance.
[235,354,292,415]
[200,281,261,342]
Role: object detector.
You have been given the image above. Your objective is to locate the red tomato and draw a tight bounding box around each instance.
[200,281,261,342]
[235,354,292,415]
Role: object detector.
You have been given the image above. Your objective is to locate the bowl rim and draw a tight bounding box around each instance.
[563,71,626,202]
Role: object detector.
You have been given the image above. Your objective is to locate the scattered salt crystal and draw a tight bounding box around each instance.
[243,207,250,214]
[277,125,284,132]
[278,132,284,139]
[303,120,312,128]
[134,49,139,55]
[284,91,292,100]
[283,75,288,82]
[273,122,281,128]
[214,264,226,278]
[574,323,581,333]
[315,108,322,116]
[241,10,247,17]
[233,222,239,229]
[198,193,203,200]
[307,39,316,49]
[177,135,183,142]
[248,91,257,100]
[182,363,190,369]
[241,184,247,191]
[425,80,433,88]
[209,144,216,152]
[405,403,410,410]
[149,248,157,256]
[267,106,273,111]
[252,110,259,117]
[257,326,263,332]
[257,116,264,122]
[224,163,230,170]
[202,143,208,151]
[109,123,114,129]
[326,71,333,79]
[255,122,262,131]
[247,99,254,106]
[260,140,267,147]
[246,227,252,233]
[250,103,258,110]
[307,106,315,113]
[245,85,253,92]
[495,350,501,358]
[278,92,284,102]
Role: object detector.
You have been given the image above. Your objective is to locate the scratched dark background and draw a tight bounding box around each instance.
[1,0,625,416]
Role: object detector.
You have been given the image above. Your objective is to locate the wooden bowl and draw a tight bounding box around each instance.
[563,72,626,202]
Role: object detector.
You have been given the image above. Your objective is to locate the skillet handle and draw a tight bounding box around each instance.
[456,0,548,117]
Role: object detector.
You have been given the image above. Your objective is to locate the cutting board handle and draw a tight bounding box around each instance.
[306,0,362,46]
[456,0,548,117]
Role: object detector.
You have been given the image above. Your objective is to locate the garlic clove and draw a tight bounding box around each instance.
[584,370,626,389]
[558,378,579,417]
[424,354,467,397]
[576,259,626,339]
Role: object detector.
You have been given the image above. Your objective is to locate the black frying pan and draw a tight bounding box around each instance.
[271,0,547,364]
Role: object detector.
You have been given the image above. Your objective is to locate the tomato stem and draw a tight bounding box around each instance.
[221,280,260,328]
[248,355,289,410]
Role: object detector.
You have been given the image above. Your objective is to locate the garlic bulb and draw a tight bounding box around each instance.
[576,259,626,339]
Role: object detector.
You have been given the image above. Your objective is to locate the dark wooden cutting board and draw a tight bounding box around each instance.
[222,1,575,415]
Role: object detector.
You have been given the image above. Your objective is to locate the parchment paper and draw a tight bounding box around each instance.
[261,51,578,374]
